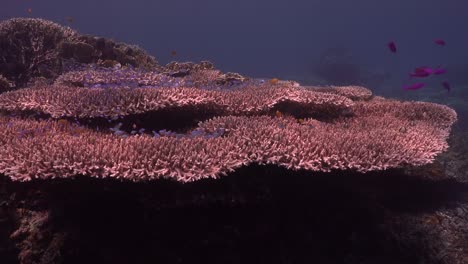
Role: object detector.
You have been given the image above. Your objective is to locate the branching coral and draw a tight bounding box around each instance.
[0,18,161,87]
[55,63,247,89]
[0,83,353,119]
[302,85,373,101]
[0,18,78,85]
[0,80,457,182]
[54,68,183,88]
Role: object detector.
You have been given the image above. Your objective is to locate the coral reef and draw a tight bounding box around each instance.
[0,80,457,182]
[0,17,466,264]
[0,18,160,87]
[0,83,353,118]
[0,18,77,86]
[59,34,160,70]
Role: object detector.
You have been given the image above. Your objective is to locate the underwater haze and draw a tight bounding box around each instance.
[2,0,468,92]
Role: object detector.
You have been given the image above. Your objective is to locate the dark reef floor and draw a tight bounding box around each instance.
[1,127,468,264]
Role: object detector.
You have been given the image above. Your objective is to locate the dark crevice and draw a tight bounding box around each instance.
[1,105,348,137]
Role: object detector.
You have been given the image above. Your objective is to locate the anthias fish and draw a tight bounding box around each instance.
[410,67,433,77]
[442,81,451,91]
[403,82,425,90]
[434,39,446,46]
[433,68,447,75]
[387,41,397,53]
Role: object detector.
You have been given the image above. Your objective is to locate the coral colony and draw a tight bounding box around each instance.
[0,18,458,184]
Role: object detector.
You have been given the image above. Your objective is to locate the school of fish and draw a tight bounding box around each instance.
[388,39,451,92]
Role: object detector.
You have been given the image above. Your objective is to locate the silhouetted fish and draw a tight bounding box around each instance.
[170,50,177,56]
[442,81,451,91]
[410,67,433,77]
[65,16,74,24]
[403,82,425,90]
[414,66,433,73]
[434,39,446,46]
[433,67,447,75]
[387,41,397,53]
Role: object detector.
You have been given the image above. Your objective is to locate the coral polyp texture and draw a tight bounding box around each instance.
[0,84,353,118]
[0,76,457,182]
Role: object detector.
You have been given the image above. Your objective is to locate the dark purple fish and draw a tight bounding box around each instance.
[434,39,446,46]
[409,66,433,77]
[415,66,433,73]
[442,81,451,91]
[410,71,431,78]
[403,82,425,90]
[387,41,397,53]
[433,67,447,75]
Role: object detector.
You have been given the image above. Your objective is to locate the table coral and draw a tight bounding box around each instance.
[0,77,457,182]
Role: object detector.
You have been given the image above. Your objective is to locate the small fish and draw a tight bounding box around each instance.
[409,66,433,77]
[65,16,74,23]
[403,82,425,90]
[414,66,433,74]
[152,131,160,138]
[190,130,204,137]
[387,41,397,53]
[269,78,279,85]
[170,50,177,56]
[442,81,451,91]
[297,118,304,124]
[110,122,123,132]
[275,110,283,118]
[433,67,447,75]
[27,8,32,14]
[159,129,170,136]
[203,133,216,139]
[434,39,446,46]
[216,128,225,136]
[409,72,431,78]
[57,119,70,127]
[114,130,127,137]
[410,71,431,78]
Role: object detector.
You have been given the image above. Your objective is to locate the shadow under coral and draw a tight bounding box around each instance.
[1,165,467,264]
